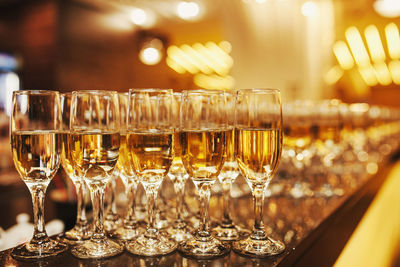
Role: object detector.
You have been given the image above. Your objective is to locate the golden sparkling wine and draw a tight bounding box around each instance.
[283,125,312,149]
[11,130,61,184]
[70,131,120,183]
[126,131,173,185]
[236,128,282,186]
[60,132,80,182]
[116,133,135,181]
[219,127,239,183]
[181,129,226,182]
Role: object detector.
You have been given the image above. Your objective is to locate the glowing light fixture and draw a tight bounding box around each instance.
[139,38,163,65]
[301,1,319,17]
[333,41,354,70]
[324,66,344,85]
[177,1,200,20]
[346,27,371,67]
[385,23,400,59]
[373,62,392,85]
[374,0,400,18]
[193,74,235,90]
[358,65,378,86]
[365,25,386,63]
[388,60,400,84]
[131,8,147,25]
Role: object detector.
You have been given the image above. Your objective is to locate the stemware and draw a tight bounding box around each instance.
[178,89,230,259]
[125,88,177,256]
[166,92,193,242]
[59,93,92,242]
[232,88,285,257]
[70,90,123,259]
[109,92,141,240]
[212,91,248,241]
[10,90,68,259]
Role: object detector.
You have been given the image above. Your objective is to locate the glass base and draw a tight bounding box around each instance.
[232,236,285,258]
[62,223,92,242]
[166,225,194,243]
[104,213,123,234]
[179,235,230,259]
[109,224,144,241]
[11,238,68,260]
[212,225,250,241]
[126,232,177,257]
[71,237,123,259]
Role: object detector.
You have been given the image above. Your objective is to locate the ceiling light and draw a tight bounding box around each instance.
[177,1,200,20]
[374,0,400,18]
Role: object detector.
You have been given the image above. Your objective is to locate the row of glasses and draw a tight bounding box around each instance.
[10,88,285,260]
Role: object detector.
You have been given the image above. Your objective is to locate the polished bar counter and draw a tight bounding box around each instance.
[0,152,399,267]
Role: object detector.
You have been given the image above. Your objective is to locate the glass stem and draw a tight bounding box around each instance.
[75,180,88,227]
[30,185,49,244]
[91,184,106,240]
[251,185,266,240]
[144,185,159,239]
[197,183,211,239]
[221,181,233,227]
[125,182,137,226]
[110,178,118,215]
[173,180,185,227]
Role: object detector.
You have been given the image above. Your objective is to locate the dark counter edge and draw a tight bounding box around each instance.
[278,151,400,267]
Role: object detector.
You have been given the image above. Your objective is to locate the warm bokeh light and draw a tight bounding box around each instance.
[346,27,371,67]
[130,8,147,26]
[324,65,344,85]
[373,62,392,85]
[139,47,162,65]
[193,74,235,90]
[365,25,386,63]
[4,72,19,116]
[385,23,400,59]
[358,65,378,86]
[333,41,354,70]
[301,1,319,17]
[373,0,400,18]
[177,1,200,20]
[388,60,400,84]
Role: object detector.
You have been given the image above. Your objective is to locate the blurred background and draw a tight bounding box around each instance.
[0,0,400,106]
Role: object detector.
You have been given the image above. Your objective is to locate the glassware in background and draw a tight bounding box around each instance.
[104,173,123,233]
[282,100,315,198]
[212,91,249,241]
[125,88,177,256]
[311,100,343,197]
[59,93,92,242]
[166,92,193,242]
[232,88,285,257]
[10,90,68,259]
[179,89,230,259]
[70,90,123,259]
[109,92,142,241]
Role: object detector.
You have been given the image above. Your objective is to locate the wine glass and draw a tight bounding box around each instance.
[166,92,193,242]
[10,90,68,259]
[125,88,177,256]
[59,92,92,242]
[70,90,123,259]
[232,88,285,257]
[178,89,230,259]
[212,91,248,241]
[109,92,141,240]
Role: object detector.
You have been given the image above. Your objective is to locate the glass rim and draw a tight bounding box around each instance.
[129,88,173,93]
[71,90,119,95]
[182,89,225,95]
[13,90,59,96]
[237,88,280,94]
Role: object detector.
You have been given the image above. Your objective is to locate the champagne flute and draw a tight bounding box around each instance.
[109,92,141,240]
[212,91,248,241]
[166,92,192,242]
[59,93,92,242]
[70,90,123,259]
[125,88,177,256]
[179,89,230,259]
[232,88,285,257]
[10,90,68,259]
